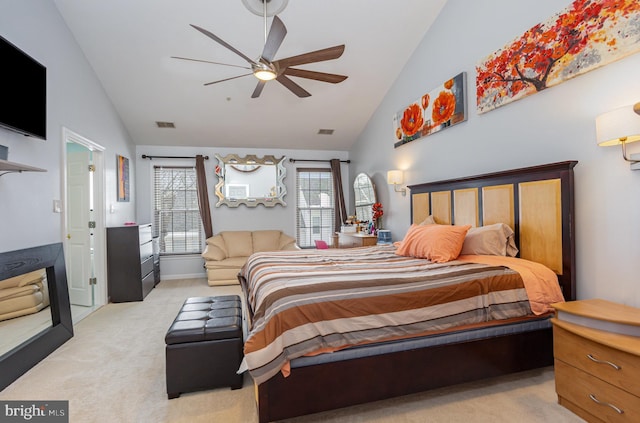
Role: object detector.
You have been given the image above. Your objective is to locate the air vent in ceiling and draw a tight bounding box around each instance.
[318,129,334,135]
[156,121,175,128]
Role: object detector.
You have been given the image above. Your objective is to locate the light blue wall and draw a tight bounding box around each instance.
[3,0,639,304]
[134,145,350,279]
[135,145,349,233]
[0,0,136,253]
[350,0,640,307]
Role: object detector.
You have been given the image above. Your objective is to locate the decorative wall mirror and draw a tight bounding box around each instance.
[353,173,376,222]
[0,243,73,391]
[214,154,287,207]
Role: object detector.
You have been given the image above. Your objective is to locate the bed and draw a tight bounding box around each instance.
[239,161,577,423]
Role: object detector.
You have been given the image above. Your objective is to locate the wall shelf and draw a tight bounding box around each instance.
[0,159,47,177]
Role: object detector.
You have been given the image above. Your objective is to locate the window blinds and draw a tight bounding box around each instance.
[153,166,203,254]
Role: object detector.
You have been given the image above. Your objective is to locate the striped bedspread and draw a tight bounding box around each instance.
[240,245,558,385]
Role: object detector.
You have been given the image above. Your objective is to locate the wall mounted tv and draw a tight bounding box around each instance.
[0,35,46,140]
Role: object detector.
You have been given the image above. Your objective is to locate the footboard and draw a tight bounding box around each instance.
[255,328,554,422]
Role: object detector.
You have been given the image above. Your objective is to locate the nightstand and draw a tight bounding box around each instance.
[551,299,640,422]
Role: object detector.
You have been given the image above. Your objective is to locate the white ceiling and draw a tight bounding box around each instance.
[53,0,448,151]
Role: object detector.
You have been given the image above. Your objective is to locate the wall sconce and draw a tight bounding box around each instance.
[387,170,406,195]
[596,102,640,170]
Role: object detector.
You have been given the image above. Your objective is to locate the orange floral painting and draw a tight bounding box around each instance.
[393,72,467,148]
[476,0,640,114]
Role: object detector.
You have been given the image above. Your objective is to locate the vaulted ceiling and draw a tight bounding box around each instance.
[54,0,448,150]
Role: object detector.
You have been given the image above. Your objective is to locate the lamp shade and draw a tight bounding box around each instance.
[596,104,640,147]
[387,170,403,185]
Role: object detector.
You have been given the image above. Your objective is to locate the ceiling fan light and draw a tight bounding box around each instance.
[254,69,277,81]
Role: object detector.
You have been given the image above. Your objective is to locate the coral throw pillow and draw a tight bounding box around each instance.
[396,224,471,263]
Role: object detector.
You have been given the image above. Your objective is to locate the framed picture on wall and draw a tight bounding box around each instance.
[393,72,467,148]
[116,154,130,202]
[476,0,640,114]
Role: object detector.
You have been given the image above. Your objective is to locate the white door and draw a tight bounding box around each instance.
[66,147,93,307]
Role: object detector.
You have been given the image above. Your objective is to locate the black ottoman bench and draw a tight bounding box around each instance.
[165,295,243,399]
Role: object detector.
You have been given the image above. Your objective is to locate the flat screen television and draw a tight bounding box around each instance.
[0,35,46,140]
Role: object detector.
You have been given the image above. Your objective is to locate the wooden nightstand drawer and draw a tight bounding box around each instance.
[555,360,640,422]
[554,323,640,396]
[552,300,640,422]
[336,233,377,248]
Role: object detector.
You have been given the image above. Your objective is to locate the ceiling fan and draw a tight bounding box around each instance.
[172,3,347,98]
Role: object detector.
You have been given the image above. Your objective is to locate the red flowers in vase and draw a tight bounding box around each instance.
[372,202,383,229]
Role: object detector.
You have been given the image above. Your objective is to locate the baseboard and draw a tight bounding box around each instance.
[158,254,206,281]
[160,273,207,281]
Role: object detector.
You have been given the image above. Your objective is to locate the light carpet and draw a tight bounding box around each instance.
[0,278,584,422]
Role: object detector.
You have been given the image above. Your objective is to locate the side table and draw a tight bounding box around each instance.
[551,299,640,422]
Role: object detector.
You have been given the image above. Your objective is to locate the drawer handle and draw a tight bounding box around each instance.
[589,394,624,414]
[586,354,621,370]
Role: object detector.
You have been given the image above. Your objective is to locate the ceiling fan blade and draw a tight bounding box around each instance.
[190,24,257,65]
[274,45,345,69]
[284,68,348,84]
[204,73,253,86]
[251,81,267,98]
[260,15,287,62]
[276,74,311,98]
[171,56,251,70]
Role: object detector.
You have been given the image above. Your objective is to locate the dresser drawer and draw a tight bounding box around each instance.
[554,324,640,396]
[138,224,152,244]
[140,240,153,261]
[341,239,357,248]
[555,360,640,422]
[141,256,154,278]
[141,269,155,299]
[337,233,377,248]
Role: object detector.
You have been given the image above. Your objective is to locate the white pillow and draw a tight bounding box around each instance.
[460,223,518,257]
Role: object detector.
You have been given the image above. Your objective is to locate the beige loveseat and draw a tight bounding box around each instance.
[202,230,298,286]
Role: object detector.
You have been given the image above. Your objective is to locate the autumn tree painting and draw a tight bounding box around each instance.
[476,0,640,114]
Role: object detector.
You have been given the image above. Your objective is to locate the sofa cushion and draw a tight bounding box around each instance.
[206,267,241,283]
[202,243,225,261]
[204,257,248,270]
[221,231,253,258]
[253,230,282,252]
[204,235,229,260]
[279,233,298,250]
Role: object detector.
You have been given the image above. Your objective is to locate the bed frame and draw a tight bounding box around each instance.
[247,161,577,423]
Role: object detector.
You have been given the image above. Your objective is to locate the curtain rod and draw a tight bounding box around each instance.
[141,154,209,160]
[289,158,350,164]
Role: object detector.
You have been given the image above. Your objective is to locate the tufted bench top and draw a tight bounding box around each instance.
[165,295,242,345]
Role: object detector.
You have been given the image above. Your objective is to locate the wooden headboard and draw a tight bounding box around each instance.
[408,161,577,301]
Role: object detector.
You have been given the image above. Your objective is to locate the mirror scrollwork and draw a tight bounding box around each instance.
[354,173,377,222]
[214,154,287,208]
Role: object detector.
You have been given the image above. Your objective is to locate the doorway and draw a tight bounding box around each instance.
[62,128,106,324]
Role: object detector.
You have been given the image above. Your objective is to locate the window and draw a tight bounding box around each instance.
[296,168,334,248]
[153,166,203,254]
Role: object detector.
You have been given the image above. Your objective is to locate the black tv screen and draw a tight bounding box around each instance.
[0,35,46,140]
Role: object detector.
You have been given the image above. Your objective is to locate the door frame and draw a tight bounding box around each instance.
[61,127,107,310]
